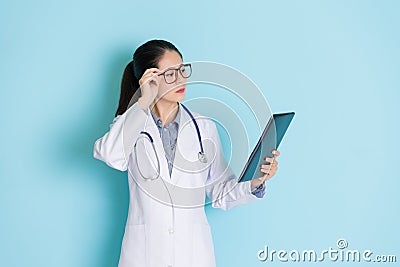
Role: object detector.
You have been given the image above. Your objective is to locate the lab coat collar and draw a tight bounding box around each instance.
[149,103,181,129]
[145,102,197,184]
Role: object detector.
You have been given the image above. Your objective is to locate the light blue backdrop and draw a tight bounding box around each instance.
[1,0,398,266]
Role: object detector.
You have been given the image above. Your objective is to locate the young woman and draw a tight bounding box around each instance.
[93,39,280,267]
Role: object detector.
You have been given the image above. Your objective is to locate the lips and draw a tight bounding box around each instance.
[176,88,185,93]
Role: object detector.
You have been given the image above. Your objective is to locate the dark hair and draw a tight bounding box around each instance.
[114,39,183,117]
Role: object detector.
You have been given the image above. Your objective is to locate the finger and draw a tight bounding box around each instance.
[260,165,272,170]
[140,79,158,88]
[143,68,160,75]
[264,157,274,163]
[260,164,276,172]
[141,68,161,80]
[140,73,160,86]
[260,161,278,168]
[141,72,160,82]
[272,150,280,157]
[261,166,277,173]
[143,70,161,79]
[261,163,277,170]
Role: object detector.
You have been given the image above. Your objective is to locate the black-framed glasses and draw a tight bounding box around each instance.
[157,63,192,84]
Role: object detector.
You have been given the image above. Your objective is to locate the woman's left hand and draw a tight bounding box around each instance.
[250,150,280,190]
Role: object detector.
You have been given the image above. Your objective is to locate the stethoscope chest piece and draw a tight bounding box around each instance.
[198,151,208,163]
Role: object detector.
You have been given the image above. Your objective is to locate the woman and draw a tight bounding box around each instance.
[93,39,280,267]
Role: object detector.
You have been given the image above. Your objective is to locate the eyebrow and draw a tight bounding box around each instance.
[159,63,184,73]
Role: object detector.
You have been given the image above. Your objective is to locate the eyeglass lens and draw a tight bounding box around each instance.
[163,64,192,84]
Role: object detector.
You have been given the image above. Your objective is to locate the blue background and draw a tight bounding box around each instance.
[1,0,399,266]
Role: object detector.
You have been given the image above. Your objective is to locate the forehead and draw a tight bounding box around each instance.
[158,50,182,71]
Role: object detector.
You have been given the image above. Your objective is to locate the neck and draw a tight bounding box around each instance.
[152,100,179,127]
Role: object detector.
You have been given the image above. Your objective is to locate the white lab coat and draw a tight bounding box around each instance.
[93,102,266,267]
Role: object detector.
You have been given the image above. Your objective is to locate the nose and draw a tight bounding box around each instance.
[175,73,186,86]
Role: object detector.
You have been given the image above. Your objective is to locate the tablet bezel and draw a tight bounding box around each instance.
[237,112,295,183]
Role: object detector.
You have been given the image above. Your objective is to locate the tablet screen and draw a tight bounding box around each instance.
[238,112,295,183]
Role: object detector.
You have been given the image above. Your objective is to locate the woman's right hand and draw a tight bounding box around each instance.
[137,68,161,110]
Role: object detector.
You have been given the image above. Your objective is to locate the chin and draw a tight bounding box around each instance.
[171,93,185,101]
[176,95,185,102]
[160,96,185,104]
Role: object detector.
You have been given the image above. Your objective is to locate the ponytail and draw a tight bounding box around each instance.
[114,39,183,117]
[114,61,141,117]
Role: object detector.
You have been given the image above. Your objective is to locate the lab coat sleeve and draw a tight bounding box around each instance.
[93,102,149,171]
[205,121,266,211]
[251,182,266,198]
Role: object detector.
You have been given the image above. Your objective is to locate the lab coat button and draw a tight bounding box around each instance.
[167,265,172,267]
[168,227,174,234]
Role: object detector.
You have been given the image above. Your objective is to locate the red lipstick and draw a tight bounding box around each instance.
[176,88,185,93]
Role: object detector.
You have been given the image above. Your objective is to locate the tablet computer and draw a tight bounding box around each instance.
[238,112,295,183]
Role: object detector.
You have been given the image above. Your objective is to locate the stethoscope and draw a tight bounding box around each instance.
[132,102,209,265]
[133,102,208,181]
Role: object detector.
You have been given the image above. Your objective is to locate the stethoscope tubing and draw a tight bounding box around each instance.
[134,102,206,181]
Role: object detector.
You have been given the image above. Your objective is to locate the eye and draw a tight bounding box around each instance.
[164,70,174,77]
